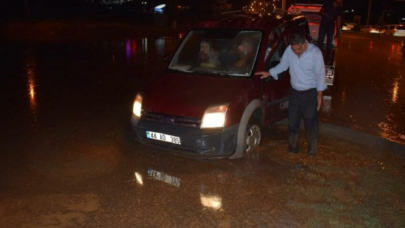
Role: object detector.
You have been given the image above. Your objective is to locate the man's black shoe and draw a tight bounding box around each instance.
[289,149,298,154]
[307,151,317,157]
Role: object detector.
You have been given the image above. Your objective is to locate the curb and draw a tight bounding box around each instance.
[277,119,405,156]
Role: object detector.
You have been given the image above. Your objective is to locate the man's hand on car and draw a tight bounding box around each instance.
[255,71,271,79]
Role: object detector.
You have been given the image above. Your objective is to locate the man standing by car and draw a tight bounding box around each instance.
[255,33,327,157]
[317,0,342,64]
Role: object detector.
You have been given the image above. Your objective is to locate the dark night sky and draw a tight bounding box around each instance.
[1,0,404,24]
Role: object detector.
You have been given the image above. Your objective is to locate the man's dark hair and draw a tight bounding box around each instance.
[289,33,306,45]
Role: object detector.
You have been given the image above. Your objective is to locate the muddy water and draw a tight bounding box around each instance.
[321,33,405,144]
[1,33,403,146]
[0,33,404,227]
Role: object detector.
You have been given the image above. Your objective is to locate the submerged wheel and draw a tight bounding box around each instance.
[245,120,262,153]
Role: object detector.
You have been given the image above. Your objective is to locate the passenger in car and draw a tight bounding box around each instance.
[234,37,256,68]
[197,40,220,68]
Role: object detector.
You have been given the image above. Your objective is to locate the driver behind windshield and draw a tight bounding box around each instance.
[234,37,256,68]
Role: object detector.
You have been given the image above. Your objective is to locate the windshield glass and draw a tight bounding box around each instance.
[168,30,262,77]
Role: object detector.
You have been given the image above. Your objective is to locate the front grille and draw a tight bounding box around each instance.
[142,111,201,127]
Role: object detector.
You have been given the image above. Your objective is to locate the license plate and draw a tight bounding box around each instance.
[146,131,181,145]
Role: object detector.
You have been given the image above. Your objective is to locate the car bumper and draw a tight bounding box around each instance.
[131,115,239,158]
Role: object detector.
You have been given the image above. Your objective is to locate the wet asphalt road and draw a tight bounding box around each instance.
[321,32,405,144]
[0,32,404,227]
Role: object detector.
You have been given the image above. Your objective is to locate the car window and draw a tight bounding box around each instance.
[265,35,286,71]
[397,25,405,30]
[264,30,279,61]
[168,30,262,77]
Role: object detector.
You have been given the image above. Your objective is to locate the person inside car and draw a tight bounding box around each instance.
[197,40,221,68]
[234,37,257,68]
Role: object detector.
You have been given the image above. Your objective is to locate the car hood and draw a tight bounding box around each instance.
[142,73,254,118]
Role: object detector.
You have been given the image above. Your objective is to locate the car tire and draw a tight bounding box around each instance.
[244,118,262,154]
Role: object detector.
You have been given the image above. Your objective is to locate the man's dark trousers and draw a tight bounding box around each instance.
[288,87,319,154]
[317,23,334,63]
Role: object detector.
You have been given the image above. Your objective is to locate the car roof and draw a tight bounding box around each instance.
[192,12,306,31]
[288,4,322,13]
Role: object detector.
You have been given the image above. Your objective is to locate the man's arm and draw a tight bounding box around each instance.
[269,49,290,80]
[256,47,290,79]
[314,49,327,111]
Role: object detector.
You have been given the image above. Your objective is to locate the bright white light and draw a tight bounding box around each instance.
[133,94,143,117]
[201,104,228,129]
[155,4,166,9]
[201,113,226,128]
[200,194,222,210]
[135,172,143,185]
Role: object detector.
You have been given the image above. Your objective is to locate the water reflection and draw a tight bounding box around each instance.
[155,38,166,56]
[125,39,139,60]
[124,38,150,61]
[340,90,346,104]
[24,47,37,115]
[392,79,399,103]
[200,194,222,210]
[142,38,148,55]
[147,168,181,187]
[134,172,144,186]
[322,95,332,114]
[126,39,131,59]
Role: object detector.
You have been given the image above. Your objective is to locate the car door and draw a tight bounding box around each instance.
[262,31,289,125]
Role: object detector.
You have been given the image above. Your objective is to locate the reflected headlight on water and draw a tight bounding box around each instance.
[200,194,222,210]
[134,172,143,185]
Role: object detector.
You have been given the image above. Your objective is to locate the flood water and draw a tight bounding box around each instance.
[1,32,404,145]
[1,32,405,227]
[321,33,405,144]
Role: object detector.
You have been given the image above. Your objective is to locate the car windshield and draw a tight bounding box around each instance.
[168,30,262,77]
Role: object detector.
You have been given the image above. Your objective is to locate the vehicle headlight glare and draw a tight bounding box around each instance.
[133,94,143,117]
[201,104,228,129]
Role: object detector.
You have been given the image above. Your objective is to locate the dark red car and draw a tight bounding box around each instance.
[131,12,311,159]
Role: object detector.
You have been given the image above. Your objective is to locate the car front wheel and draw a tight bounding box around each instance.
[245,119,262,153]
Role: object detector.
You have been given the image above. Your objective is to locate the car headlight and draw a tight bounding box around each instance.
[201,104,229,129]
[132,94,143,117]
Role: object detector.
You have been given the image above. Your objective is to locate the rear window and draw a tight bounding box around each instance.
[397,25,405,30]
[168,30,262,77]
